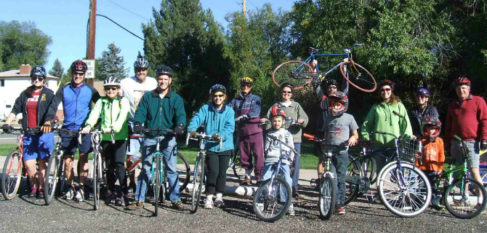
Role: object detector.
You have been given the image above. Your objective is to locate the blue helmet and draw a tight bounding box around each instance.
[30,66,46,78]
[416,88,430,97]
[209,84,226,95]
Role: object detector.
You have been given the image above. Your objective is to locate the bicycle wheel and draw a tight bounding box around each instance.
[44,154,60,205]
[345,160,361,205]
[177,152,190,192]
[190,154,205,213]
[153,155,162,216]
[362,156,377,184]
[444,178,486,219]
[232,152,246,181]
[319,173,336,220]
[1,150,23,200]
[253,176,291,222]
[56,159,67,197]
[272,60,314,90]
[93,153,102,210]
[378,163,432,217]
[340,61,377,93]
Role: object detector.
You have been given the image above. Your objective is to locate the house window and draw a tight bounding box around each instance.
[0,80,4,87]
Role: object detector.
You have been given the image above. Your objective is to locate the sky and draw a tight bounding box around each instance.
[1,0,294,75]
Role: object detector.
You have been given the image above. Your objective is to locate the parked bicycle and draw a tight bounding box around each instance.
[434,135,487,219]
[272,44,376,92]
[185,131,222,213]
[253,134,296,222]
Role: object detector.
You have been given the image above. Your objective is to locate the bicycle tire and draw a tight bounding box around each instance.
[362,156,377,184]
[190,153,205,213]
[253,176,291,222]
[345,160,361,205]
[378,163,432,217]
[339,61,377,93]
[232,152,246,181]
[177,152,190,192]
[153,155,161,216]
[444,178,487,219]
[319,173,336,220]
[272,60,314,90]
[1,150,23,200]
[93,153,101,210]
[44,154,60,205]
[56,159,67,197]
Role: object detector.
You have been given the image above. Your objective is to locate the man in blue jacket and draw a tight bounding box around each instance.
[126,65,186,211]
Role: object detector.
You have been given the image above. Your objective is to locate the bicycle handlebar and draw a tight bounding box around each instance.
[267,134,299,156]
[185,132,222,151]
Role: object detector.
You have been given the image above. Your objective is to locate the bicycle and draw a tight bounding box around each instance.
[304,133,349,220]
[344,141,376,205]
[1,127,42,200]
[90,129,111,210]
[272,44,376,92]
[435,135,487,219]
[253,134,296,222]
[185,131,222,213]
[126,134,190,192]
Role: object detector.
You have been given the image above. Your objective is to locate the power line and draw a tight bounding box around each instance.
[96,14,144,41]
[107,0,149,21]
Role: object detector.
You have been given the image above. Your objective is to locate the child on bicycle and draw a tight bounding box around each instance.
[415,116,445,210]
[262,106,296,215]
[82,77,131,206]
[321,91,358,215]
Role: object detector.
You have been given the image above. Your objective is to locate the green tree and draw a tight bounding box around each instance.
[143,0,230,113]
[95,43,128,81]
[49,59,64,78]
[0,20,51,71]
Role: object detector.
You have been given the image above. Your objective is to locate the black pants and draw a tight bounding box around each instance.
[101,140,128,195]
[205,150,232,195]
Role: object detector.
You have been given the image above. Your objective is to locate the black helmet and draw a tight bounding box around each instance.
[103,76,121,87]
[71,60,88,73]
[30,65,46,78]
[326,79,338,88]
[155,65,174,77]
[209,84,226,95]
[422,116,441,142]
[134,52,149,70]
[280,82,294,92]
[327,91,348,116]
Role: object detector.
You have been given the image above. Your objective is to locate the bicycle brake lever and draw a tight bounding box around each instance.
[185,133,190,146]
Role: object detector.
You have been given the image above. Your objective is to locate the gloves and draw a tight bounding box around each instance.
[235,114,249,123]
[133,123,143,134]
[2,124,11,133]
[481,140,487,150]
[41,121,52,133]
[174,124,185,136]
[312,77,321,88]
[211,133,221,141]
[189,131,197,138]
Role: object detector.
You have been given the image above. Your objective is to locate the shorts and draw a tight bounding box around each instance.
[23,132,54,161]
[450,140,480,168]
[60,129,92,155]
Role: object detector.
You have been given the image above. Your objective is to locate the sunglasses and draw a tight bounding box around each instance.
[213,94,225,98]
[381,88,392,92]
[281,91,292,94]
[104,87,118,91]
[73,72,85,76]
[31,77,45,81]
[136,68,147,72]
[241,83,252,87]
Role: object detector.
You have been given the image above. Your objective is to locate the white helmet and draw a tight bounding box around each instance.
[103,76,121,87]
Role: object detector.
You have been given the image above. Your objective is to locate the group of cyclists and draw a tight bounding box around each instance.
[2,52,486,218]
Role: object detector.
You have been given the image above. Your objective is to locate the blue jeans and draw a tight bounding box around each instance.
[291,143,301,191]
[134,136,180,203]
[262,162,292,202]
[330,150,349,205]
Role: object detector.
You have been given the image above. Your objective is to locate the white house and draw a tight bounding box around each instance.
[0,64,60,120]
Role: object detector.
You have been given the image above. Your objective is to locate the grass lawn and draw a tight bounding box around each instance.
[1,142,322,169]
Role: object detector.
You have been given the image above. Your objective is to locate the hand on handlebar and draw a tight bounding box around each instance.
[81,125,91,134]
[348,136,358,146]
[41,121,52,133]
[235,114,249,123]
[211,133,221,141]
[133,123,143,134]
[189,130,197,138]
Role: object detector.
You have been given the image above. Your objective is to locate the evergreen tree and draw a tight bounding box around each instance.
[143,0,230,113]
[95,43,128,81]
[49,59,64,78]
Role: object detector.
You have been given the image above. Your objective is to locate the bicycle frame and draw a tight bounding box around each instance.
[150,138,165,192]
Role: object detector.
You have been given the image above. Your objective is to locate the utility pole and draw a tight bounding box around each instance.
[87,0,97,85]
[242,0,246,17]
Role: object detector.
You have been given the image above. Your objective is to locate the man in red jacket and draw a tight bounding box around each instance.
[445,76,487,185]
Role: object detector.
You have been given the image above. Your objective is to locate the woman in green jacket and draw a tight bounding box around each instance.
[361,80,413,174]
[82,77,130,206]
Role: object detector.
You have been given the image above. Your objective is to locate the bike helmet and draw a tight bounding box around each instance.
[326,79,338,88]
[240,76,254,86]
[155,65,174,77]
[271,105,286,118]
[280,82,294,92]
[455,76,471,86]
[134,52,149,70]
[71,60,88,73]
[422,116,441,142]
[327,91,348,116]
[378,79,395,91]
[30,65,46,78]
[416,88,430,97]
[209,84,227,95]
[103,76,121,87]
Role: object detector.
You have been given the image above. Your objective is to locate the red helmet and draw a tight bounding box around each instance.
[271,105,286,118]
[328,91,348,116]
[422,116,441,141]
[71,60,88,73]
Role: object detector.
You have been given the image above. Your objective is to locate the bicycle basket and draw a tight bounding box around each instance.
[398,138,421,163]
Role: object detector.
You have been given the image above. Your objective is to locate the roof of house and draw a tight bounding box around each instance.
[0,69,60,80]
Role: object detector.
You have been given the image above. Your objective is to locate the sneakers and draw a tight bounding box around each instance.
[336,205,346,215]
[214,198,225,208]
[75,189,85,202]
[431,204,445,211]
[37,189,45,199]
[65,186,75,200]
[205,197,214,209]
[126,201,144,210]
[288,203,295,216]
[29,186,38,198]
[172,201,184,210]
